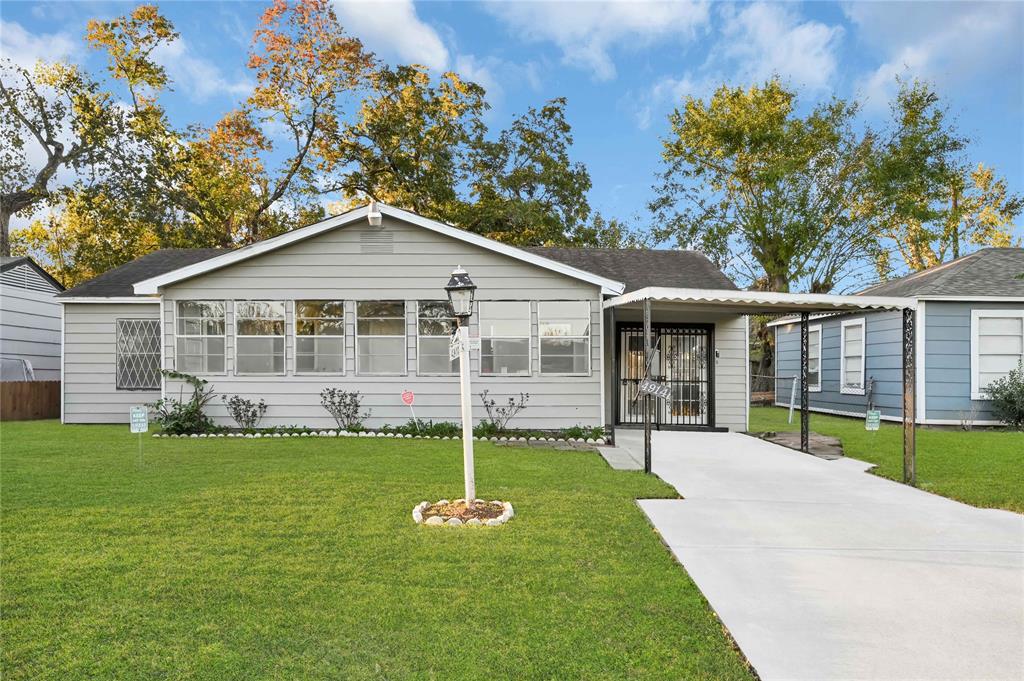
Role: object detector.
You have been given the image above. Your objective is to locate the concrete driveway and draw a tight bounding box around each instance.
[624,430,1024,681]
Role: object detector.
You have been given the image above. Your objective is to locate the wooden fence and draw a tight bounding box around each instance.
[1,381,61,421]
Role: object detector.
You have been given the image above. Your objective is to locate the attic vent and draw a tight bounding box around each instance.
[360,229,394,254]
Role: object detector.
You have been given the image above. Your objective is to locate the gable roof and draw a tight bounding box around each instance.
[525,247,736,294]
[1,255,65,291]
[59,249,226,299]
[131,204,626,296]
[858,248,1024,298]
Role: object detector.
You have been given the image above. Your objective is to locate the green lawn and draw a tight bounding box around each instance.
[750,406,1024,513]
[1,421,752,681]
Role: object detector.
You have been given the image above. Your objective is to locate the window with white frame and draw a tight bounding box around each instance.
[808,324,822,391]
[479,301,531,375]
[357,301,406,374]
[175,301,225,373]
[538,301,591,375]
[972,310,1024,399]
[235,301,285,374]
[116,319,161,390]
[418,301,458,374]
[840,319,865,394]
[295,300,345,374]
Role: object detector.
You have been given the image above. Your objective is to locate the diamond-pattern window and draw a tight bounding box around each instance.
[116,319,161,390]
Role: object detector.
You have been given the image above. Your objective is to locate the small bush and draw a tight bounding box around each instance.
[320,388,370,430]
[986,360,1024,430]
[561,425,605,441]
[149,371,219,434]
[221,395,268,430]
[479,390,529,433]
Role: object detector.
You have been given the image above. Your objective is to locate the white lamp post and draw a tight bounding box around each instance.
[445,265,477,505]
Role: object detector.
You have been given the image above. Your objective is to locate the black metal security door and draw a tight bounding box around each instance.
[617,324,713,428]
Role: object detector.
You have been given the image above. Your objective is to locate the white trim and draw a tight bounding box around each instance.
[478,300,532,377]
[915,302,926,422]
[355,300,408,376]
[917,295,1024,302]
[919,418,1004,426]
[839,318,866,395]
[132,204,625,296]
[537,300,592,377]
[808,323,822,392]
[970,308,1024,400]
[293,298,346,377]
[59,296,159,304]
[160,299,167,400]
[59,304,65,424]
[173,299,228,376]
[744,315,750,431]
[604,287,916,313]
[415,299,459,377]
[599,304,607,428]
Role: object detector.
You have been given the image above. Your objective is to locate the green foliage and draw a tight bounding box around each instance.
[561,425,606,441]
[221,394,268,430]
[149,370,220,434]
[985,360,1024,430]
[478,390,530,432]
[320,388,370,430]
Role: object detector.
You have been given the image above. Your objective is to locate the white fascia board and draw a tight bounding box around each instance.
[132,203,626,296]
[59,296,161,304]
[604,287,916,312]
[916,295,1024,302]
[766,312,843,328]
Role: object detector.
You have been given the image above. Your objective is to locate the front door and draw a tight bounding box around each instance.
[616,324,713,428]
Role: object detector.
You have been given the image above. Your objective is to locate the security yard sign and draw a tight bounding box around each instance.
[865,409,881,431]
[130,406,149,433]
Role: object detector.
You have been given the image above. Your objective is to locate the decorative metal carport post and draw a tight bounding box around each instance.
[799,312,810,453]
[902,308,916,486]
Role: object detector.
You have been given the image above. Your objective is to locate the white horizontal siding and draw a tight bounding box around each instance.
[1,280,62,380]
[63,303,161,423]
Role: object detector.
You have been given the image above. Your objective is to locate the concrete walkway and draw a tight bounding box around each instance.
[624,430,1024,681]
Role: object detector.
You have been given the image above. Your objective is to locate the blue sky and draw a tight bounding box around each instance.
[3,0,1023,236]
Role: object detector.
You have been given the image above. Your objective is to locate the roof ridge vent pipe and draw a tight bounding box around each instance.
[367,200,383,227]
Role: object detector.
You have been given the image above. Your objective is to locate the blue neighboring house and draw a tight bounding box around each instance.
[771,248,1024,426]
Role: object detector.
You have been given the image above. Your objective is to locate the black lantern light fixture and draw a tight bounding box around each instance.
[445,265,476,320]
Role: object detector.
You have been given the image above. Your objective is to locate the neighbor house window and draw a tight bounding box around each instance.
[840,318,865,394]
[175,301,225,373]
[418,301,458,375]
[295,300,344,374]
[538,301,591,375]
[479,301,531,376]
[971,310,1024,399]
[116,319,161,390]
[235,301,285,374]
[357,301,406,374]
[808,324,822,392]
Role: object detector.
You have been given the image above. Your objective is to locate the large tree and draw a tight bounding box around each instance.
[866,79,1022,275]
[650,79,877,293]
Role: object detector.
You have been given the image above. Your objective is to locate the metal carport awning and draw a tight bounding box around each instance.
[604,287,919,485]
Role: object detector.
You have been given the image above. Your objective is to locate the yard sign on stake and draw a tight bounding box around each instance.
[130,405,148,466]
[401,390,418,432]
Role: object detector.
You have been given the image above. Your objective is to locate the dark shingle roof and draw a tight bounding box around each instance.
[858,248,1024,298]
[59,249,227,298]
[525,247,736,293]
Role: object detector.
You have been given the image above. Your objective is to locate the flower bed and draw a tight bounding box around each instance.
[152,429,607,445]
[412,499,514,527]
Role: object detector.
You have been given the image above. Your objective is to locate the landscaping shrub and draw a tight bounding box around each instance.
[320,388,370,430]
[562,425,605,441]
[221,395,268,430]
[986,360,1024,430]
[149,371,219,434]
[478,390,529,432]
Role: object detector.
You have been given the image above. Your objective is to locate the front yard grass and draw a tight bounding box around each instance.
[1,421,752,680]
[750,406,1024,513]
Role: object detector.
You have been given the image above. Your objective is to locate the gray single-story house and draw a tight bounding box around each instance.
[1,256,64,381]
[57,203,917,436]
[771,248,1024,426]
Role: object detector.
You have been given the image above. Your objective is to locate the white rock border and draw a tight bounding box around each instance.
[412,499,514,527]
[150,430,598,446]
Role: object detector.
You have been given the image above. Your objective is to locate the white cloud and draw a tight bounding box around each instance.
[846,1,1024,110]
[152,37,252,103]
[716,3,843,90]
[485,0,711,81]
[0,20,77,71]
[332,0,449,70]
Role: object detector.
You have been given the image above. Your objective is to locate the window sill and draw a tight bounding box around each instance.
[809,386,822,393]
[294,372,346,377]
[840,386,866,395]
[970,392,992,401]
[479,373,532,378]
[539,372,592,378]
